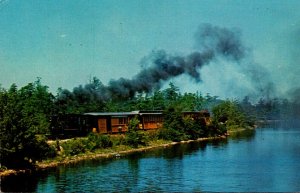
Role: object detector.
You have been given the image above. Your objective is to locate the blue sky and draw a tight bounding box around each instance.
[1,0,299,100]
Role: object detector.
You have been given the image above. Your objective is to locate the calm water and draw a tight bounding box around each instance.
[2,127,300,192]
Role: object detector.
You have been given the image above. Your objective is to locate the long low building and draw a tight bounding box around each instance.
[84,111,164,133]
[50,110,210,137]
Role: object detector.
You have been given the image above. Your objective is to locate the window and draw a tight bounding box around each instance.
[144,115,163,122]
[119,117,128,124]
[112,117,128,125]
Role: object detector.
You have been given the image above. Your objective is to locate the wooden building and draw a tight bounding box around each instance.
[50,110,211,137]
[84,112,136,134]
[49,114,91,137]
[84,110,164,134]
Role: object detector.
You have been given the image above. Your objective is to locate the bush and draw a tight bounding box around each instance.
[158,127,185,142]
[111,135,126,146]
[62,138,86,156]
[1,132,56,168]
[28,135,57,160]
[144,130,159,141]
[183,117,201,140]
[86,133,113,151]
[212,100,247,130]
[126,130,148,148]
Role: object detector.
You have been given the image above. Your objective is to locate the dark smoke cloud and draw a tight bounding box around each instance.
[195,24,245,61]
[59,24,273,103]
[55,23,300,121]
[107,24,246,99]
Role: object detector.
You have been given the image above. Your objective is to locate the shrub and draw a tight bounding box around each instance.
[212,100,247,130]
[111,135,126,146]
[144,130,159,141]
[62,138,86,156]
[29,135,57,160]
[126,130,148,148]
[158,127,186,142]
[86,133,113,151]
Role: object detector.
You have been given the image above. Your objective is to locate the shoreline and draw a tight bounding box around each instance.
[0,136,225,177]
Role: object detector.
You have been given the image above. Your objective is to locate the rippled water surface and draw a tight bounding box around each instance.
[2,128,300,192]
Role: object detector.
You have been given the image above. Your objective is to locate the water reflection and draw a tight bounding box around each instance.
[1,132,250,192]
[229,129,256,141]
[1,170,48,192]
[2,128,300,192]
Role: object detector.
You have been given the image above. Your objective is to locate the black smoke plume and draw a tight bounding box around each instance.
[58,24,249,103]
[107,24,245,99]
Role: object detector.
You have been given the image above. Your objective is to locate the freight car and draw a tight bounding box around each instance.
[49,110,210,138]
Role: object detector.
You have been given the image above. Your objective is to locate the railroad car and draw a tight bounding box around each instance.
[50,110,210,138]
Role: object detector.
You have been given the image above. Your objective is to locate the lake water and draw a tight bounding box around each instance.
[2,127,300,192]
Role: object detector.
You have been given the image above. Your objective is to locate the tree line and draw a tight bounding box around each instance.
[1,77,299,169]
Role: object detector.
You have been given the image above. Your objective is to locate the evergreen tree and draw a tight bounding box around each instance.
[125,116,147,147]
[159,106,187,142]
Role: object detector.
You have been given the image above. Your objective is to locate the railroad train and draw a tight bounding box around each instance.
[49,110,211,138]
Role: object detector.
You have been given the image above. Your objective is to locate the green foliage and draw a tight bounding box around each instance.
[60,134,114,155]
[111,135,126,146]
[183,116,205,139]
[207,120,227,137]
[0,80,56,168]
[177,92,204,111]
[125,116,148,148]
[159,106,211,141]
[19,79,55,134]
[159,107,187,142]
[151,90,166,110]
[158,127,185,142]
[144,130,159,141]
[212,100,248,130]
[164,82,180,105]
[27,135,57,160]
[86,133,113,151]
[99,82,208,112]
[2,78,293,169]
[61,138,87,156]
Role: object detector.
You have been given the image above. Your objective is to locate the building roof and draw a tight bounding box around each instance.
[84,110,208,117]
[84,110,163,117]
[84,112,138,117]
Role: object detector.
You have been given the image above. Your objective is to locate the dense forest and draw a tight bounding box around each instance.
[1,77,299,169]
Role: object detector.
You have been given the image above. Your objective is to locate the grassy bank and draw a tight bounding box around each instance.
[1,122,256,178]
[0,135,223,177]
[38,136,222,169]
